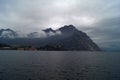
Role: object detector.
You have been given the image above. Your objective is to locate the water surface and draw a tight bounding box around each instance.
[0,51,120,80]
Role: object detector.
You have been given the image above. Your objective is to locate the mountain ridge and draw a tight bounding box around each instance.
[0,25,101,51]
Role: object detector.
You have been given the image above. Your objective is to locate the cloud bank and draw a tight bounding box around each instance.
[0,0,120,50]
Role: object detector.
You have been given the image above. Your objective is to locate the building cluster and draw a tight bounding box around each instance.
[0,45,37,51]
[0,44,63,51]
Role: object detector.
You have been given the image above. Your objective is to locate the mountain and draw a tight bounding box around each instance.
[43,28,56,33]
[0,25,101,51]
[0,28,18,38]
[27,32,40,38]
[0,43,10,47]
[41,25,100,51]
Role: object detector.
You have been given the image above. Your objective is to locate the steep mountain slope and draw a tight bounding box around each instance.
[0,25,101,51]
[42,25,100,51]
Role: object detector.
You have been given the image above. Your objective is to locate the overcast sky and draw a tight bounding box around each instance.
[0,0,120,50]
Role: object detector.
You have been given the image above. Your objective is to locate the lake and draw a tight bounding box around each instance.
[0,51,120,80]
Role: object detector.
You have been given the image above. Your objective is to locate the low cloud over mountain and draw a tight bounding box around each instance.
[0,25,100,51]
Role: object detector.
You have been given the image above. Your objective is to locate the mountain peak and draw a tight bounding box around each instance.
[0,28,17,38]
[59,25,76,30]
[43,28,55,33]
[58,25,79,34]
[6,28,13,31]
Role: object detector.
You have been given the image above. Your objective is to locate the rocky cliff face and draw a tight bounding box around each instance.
[41,25,100,51]
[0,25,101,51]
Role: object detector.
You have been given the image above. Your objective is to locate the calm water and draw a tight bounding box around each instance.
[0,51,120,80]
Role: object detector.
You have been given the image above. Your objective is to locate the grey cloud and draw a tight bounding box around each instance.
[0,0,120,50]
[0,0,119,30]
[85,17,120,50]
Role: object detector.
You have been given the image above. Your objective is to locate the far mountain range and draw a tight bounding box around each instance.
[0,25,101,51]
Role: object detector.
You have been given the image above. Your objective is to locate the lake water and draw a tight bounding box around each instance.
[0,51,120,80]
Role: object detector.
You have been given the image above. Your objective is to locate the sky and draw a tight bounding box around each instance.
[0,0,120,50]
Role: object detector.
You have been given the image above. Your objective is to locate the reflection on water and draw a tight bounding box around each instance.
[0,51,120,80]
